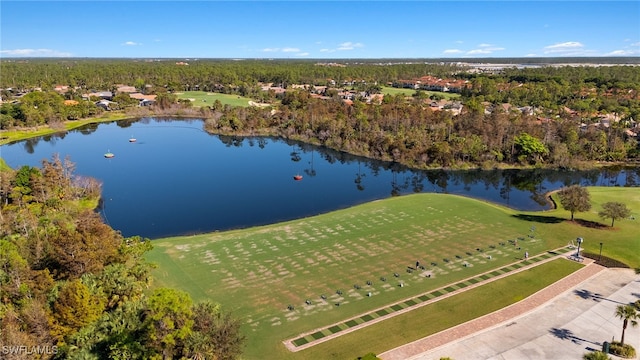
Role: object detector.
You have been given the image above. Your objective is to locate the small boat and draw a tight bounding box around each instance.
[293,174,303,181]
[104,150,115,158]
[129,137,137,142]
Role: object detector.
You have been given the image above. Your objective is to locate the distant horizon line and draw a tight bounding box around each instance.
[2,56,640,60]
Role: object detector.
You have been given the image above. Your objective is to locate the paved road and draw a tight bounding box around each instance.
[382,267,639,360]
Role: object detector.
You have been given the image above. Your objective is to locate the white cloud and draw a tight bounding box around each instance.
[631,42,640,47]
[0,48,72,57]
[123,41,141,46]
[443,49,463,54]
[525,53,538,57]
[262,48,279,52]
[296,52,310,57]
[465,45,505,55]
[605,49,639,56]
[337,42,364,51]
[319,42,363,53]
[282,47,300,53]
[455,40,464,44]
[543,41,584,54]
[467,49,492,55]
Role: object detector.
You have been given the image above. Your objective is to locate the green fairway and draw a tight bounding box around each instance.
[147,187,640,359]
[381,86,461,100]
[175,91,256,108]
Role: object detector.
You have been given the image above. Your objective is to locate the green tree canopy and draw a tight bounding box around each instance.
[514,132,549,164]
[598,202,632,227]
[144,288,194,359]
[557,185,591,221]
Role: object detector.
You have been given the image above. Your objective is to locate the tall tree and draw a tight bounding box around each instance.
[598,202,632,227]
[51,279,105,339]
[614,304,639,346]
[144,288,194,359]
[184,301,246,360]
[557,185,592,221]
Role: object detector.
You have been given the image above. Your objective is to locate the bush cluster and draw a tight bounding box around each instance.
[609,342,636,358]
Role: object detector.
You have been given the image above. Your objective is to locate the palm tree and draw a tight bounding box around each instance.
[615,304,639,345]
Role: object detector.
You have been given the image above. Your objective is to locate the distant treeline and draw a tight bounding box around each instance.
[2,59,640,169]
[0,59,464,90]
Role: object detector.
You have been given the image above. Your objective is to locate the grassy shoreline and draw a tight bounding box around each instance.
[0,112,133,145]
[147,189,639,359]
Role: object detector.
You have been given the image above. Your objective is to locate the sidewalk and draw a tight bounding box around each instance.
[380,266,640,360]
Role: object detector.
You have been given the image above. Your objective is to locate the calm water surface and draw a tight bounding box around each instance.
[2,118,638,239]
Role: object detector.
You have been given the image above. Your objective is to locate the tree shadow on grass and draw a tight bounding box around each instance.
[573,219,609,229]
[511,214,565,224]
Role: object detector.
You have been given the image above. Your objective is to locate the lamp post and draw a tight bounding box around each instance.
[576,237,583,258]
[599,242,603,262]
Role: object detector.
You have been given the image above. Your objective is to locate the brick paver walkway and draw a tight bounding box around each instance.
[378,258,604,360]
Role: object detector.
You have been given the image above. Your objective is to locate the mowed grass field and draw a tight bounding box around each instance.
[381,86,461,100]
[147,188,640,359]
[175,91,255,108]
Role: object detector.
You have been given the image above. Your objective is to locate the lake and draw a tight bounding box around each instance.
[2,117,638,239]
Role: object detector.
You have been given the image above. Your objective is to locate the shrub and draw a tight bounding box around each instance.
[610,342,636,358]
[583,351,611,360]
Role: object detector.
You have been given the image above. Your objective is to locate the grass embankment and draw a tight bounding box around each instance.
[0,112,131,145]
[0,158,11,171]
[380,86,461,100]
[148,188,640,359]
[175,91,256,108]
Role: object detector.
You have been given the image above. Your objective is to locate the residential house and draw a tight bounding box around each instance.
[83,91,113,101]
[96,99,116,110]
[116,85,137,93]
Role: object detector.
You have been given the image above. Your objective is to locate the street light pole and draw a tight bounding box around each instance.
[599,242,603,262]
[576,237,583,258]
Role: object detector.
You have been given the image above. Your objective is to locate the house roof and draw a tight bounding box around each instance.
[129,93,157,100]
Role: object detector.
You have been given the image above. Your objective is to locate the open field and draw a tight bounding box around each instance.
[147,188,639,359]
[380,86,461,100]
[175,91,256,107]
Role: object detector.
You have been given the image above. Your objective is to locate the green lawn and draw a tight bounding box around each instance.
[380,86,461,100]
[147,187,640,359]
[294,258,583,360]
[175,91,256,108]
[0,113,130,145]
[550,187,640,268]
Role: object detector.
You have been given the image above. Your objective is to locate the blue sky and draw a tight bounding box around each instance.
[1,1,639,58]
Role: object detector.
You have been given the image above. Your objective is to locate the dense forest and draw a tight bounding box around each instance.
[0,155,245,359]
[1,59,640,170]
